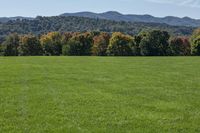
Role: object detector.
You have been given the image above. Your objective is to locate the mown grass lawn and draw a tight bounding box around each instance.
[0,57,200,133]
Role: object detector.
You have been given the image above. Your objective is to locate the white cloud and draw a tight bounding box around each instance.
[146,0,200,8]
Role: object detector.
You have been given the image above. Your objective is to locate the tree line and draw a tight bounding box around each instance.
[0,29,200,56]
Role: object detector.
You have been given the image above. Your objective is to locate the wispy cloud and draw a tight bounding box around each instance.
[146,0,200,8]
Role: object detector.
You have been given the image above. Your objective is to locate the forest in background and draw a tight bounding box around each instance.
[0,16,194,42]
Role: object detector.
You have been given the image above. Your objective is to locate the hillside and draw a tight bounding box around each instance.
[61,11,200,27]
[0,16,194,40]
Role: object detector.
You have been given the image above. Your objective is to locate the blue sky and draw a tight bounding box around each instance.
[0,0,199,18]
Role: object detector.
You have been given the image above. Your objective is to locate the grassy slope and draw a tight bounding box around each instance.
[0,57,200,133]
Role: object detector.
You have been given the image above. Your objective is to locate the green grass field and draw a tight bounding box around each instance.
[0,57,200,133]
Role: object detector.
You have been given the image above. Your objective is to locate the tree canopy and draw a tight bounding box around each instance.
[0,29,199,56]
[0,16,194,41]
[191,29,200,55]
[140,30,170,56]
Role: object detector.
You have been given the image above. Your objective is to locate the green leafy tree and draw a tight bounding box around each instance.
[107,32,135,56]
[18,35,42,56]
[92,32,110,56]
[40,32,63,55]
[191,36,200,55]
[1,33,19,56]
[62,39,82,56]
[140,30,170,56]
[62,32,93,56]
[169,37,191,56]
[133,32,148,56]
[191,29,200,55]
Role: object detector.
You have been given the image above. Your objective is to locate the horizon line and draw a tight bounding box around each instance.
[0,11,200,20]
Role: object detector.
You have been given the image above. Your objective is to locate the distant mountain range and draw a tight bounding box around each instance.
[0,11,199,27]
[60,11,200,27]
[0,11,197,39]
[0,16,34,23]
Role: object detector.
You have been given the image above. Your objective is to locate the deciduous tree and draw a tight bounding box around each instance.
[92,32,110,56]
[18,35,42,56]
[140,30,170,56]
[40,32,62,55]
[169,37,191,56]
[62,32,93,56]
[191,29,200,55]
[107,32,135,56]
[1,33,19,56]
